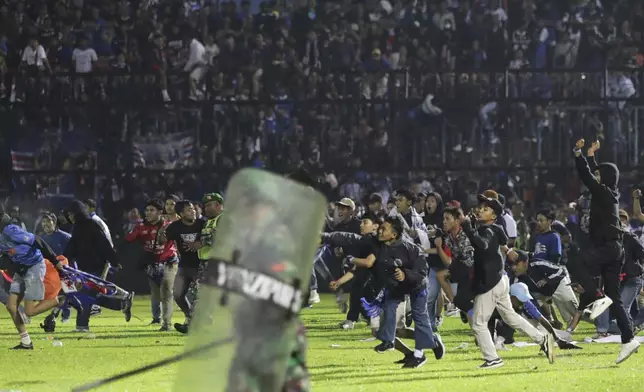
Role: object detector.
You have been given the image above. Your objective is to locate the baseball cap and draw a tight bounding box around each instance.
[476,194,503,216]
[336,198,356,211]
[510,282,533,303]
[202,193,224,204]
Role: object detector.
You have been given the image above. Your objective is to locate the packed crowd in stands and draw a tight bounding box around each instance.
[2,0,644,212]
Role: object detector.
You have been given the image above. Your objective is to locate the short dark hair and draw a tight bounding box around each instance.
[146,199,164,211]
[84,199,97,209]
[536,209,555,221]
[175,200,193,216]
[383,216,404,239]
[443,206,463,220]
[166,194,180,203]
[363,215,384,225]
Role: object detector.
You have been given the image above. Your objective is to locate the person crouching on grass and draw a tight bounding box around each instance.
[463,195,555,369]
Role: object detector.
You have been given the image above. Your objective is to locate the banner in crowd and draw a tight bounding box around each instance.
[132,133,195,169]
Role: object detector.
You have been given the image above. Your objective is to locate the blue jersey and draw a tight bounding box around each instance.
[533,231,562,264]
[0,224,44,267]
[41,230,71,255]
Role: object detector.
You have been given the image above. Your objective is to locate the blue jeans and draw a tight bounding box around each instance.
[377,289,437,350]
[595,277,643,333]
[151,296,161,321]
[426,268,441,328]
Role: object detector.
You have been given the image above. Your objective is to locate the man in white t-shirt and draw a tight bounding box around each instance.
[14,38,52,102]
[21,38,50,72]
[183,36,207,100]
[72,39,98,74]
[498,194,518,247]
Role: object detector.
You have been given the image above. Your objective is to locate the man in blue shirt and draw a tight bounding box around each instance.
[40,213,72,322]
[532,210,562,264]
[40,213,71,255]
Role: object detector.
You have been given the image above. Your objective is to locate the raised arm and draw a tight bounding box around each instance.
[633,190,644,222]
[574,139,603,194]
[462,218,491,250]
[321,232,368,248]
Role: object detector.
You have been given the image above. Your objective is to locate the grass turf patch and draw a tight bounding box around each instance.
[0,294,641,392]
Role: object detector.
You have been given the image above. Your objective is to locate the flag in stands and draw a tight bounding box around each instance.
[10,151,36,171]
[132,133,195,169]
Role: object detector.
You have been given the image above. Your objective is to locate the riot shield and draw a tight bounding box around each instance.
[174,168,326,392]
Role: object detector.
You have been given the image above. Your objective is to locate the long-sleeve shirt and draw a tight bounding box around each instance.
[532,231,562,264]
[41,229,71,255]
[575,154,623,244]
[519,258,566,297]
[463,222,507,295]
[126,220,177,263]
[90,212,113,247]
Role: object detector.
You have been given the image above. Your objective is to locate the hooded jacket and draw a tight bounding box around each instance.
[623,230,644,280]
[575,155,623,244]
[63,200,118,272]
[423,192,444,228]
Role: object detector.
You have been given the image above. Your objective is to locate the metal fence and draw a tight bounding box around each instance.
[2,67,644,201]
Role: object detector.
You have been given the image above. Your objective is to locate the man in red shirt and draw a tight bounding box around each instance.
[126,199,179,331]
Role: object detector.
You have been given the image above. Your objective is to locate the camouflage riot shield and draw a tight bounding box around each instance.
[174,168,326,392]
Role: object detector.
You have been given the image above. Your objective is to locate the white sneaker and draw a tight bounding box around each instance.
[309,290,320,304]
[616,339,640,364]
[339,320,355,330]
[589,297,613,321]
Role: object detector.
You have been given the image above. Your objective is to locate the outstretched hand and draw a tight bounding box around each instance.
[574,139,585,157]
[634,189,642,200]
[587,140,601,156]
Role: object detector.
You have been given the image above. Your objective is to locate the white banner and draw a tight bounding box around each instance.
[132,133,195,169]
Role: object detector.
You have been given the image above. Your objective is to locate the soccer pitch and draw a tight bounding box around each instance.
[1,295,643,392]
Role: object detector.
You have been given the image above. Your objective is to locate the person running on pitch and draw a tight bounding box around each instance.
[464,194,555,369]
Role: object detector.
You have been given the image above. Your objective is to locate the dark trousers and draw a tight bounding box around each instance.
[578,241,634,343]
[174,265,199,319]
[75,269,123,328]
[76,296,123,328]
[346,270,370,322]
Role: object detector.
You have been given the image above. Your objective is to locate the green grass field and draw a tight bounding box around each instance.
[1,294,642,392]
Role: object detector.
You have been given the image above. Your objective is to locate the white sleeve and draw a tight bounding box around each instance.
[184,40,200,71]
[91,49,98,61]
[72,48,78,61]
[37,45,47,60]
[504,215,518,238]
[94,216,114,247]
[21,47,28,62]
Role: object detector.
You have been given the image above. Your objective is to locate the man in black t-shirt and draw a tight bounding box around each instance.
[158,200,205,332]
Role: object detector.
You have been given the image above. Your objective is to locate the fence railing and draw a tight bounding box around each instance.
[2,67,644,105]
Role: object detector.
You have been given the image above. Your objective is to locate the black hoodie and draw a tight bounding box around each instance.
[423,192,444,228]
[574,155,623,244]
[63,200,119,273]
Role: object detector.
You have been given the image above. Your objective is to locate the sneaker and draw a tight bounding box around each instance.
[73,327,90,333]
[589,297,613,321]
[10,343,33,350]
[309,290,320,304]
[394,353,414,364]
[591,332,610,340]
[40,313,56,333]
[435,316,444,329]
[634,324,644,335]
[479,358,504,369]
[402,355,427,368]
[446,308,460,317]
[150,318,161,325]
[159,324,171,332]
[61,318,71,324]
[123,292,134,322]
[90,305,102,317]
[374,341,395,353]
[339,320,355,330]
[174,323,189,334]
[432,334,445,360]
[540,333,555,364]
[616,339,640,364]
